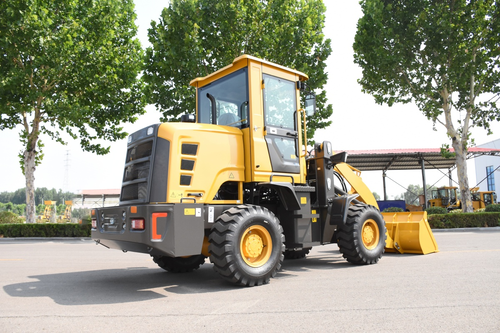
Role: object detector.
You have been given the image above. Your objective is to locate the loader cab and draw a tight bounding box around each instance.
[190,55,309,184]
[471,190,496,210]
[429,186,460,210]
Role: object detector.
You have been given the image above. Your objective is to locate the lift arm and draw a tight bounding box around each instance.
[334,162,379,209]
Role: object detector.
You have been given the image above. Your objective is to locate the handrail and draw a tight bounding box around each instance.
[298,108,307,158]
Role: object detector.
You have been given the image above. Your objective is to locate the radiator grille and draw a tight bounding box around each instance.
[121,137,154,203]
[123,161,150,182]
[127,141,153,162]
[119,124,170,204]
[121,183,148,202]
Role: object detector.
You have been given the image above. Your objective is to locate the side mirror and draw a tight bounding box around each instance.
[305,94,316,116]
[180,114,196,123]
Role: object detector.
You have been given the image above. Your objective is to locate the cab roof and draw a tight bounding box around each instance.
[189,54,309,87]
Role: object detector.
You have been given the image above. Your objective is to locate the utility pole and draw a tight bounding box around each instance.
[63,150,70,193]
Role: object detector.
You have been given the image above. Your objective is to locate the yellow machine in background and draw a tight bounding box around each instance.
[428,186,461,210]
[37,200,74,223]
[39,201,57,223]
[429,186,496,211]
[92,55,438,287]
[58,201,73,223]
[470,187,496,210]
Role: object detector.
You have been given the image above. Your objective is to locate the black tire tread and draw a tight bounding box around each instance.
[208,205,285,287]
[284,248,311,259]
[337,204,386,265]
[152,254,206,273]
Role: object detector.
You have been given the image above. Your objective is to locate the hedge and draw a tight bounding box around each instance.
[0,223,91,238]
[428,212,500,229]
[485,204,500,212]
[425,207,448,215]
[382,207,404,212]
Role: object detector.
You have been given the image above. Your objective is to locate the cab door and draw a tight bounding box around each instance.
[262,74,300,174]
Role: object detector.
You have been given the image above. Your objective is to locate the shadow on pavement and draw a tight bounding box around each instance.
[4,249,369,306]
[3,264,231,306]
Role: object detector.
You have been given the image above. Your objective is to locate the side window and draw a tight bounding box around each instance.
[263,74,296,129]
[486,165,495,191]
[198,68,249,128]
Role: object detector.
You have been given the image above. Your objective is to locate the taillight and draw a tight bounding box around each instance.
[131,218,145,230]
[91,219,97,228]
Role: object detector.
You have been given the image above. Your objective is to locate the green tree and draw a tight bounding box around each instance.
[353,1,500,212]
[11,188,26,205]
[0,0,146,223]
[57,204,66,216]
[144,0,332,140]
[36,204,45,216]
[395,184,437,206]
[14,204,26,216]
[0,192,14,203]
[71,208,91,220]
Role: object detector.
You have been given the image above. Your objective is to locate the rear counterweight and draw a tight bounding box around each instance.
[92,203,205,257]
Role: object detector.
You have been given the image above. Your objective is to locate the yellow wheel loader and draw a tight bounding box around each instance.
[39,201,57,223]
[91,55,438,286]
[470,187,496,210]
[428,186,496,211]
[428,186,461,211]
[57,201,73,223]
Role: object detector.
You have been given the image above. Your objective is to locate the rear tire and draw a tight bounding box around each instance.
[284,248,311,259]
[337,204,386,265]
[152,254,206,273]
[208,205,285,286]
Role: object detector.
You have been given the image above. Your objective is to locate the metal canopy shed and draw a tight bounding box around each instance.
[337,147,500,207]
[79,189,121,208]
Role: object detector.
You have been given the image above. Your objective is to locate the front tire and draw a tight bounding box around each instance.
[208,205,285,286]
[337,204,386,265]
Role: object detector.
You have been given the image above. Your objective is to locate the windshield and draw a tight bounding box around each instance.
[197,68,249,128]
[438,189,448,198]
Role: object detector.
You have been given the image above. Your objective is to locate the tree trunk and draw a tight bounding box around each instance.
[24,147,37,224]
[441,87,473,213]
[452,140,473,212]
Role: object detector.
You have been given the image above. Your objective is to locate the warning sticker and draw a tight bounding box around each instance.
[170,191,183,200]
[208,207,214,223]
[184,208,195,216]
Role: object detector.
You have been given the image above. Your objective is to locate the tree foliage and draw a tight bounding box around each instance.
[0,203,26,216]
[395,184,437,206]
[144,0,332,139]
[353,0,500,212]
[0,0,146,222]
[0,188,74,205]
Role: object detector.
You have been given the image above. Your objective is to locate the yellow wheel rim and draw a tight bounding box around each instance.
[240,225,272,267]
[361,219,380,250]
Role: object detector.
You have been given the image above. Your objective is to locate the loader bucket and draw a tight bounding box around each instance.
[381,211,439,255]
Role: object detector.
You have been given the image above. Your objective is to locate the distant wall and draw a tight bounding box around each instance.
[475,139,500,201]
